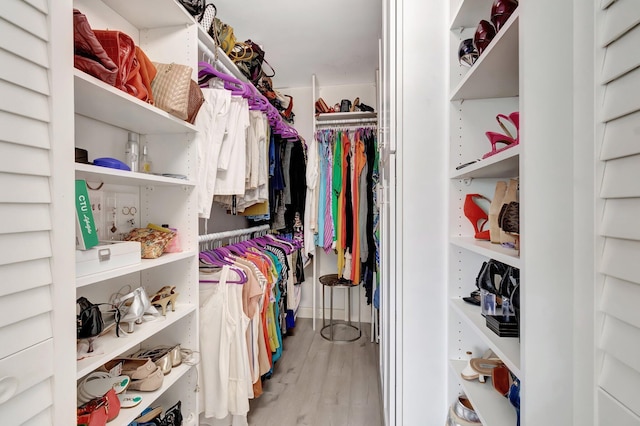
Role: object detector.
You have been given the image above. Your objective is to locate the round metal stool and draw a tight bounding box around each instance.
[320,273,362,342]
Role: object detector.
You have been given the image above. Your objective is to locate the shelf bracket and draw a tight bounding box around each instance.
[462,178,473,186]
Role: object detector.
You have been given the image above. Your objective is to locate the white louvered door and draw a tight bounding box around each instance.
[0,0,75,424]
[597,1,640,424]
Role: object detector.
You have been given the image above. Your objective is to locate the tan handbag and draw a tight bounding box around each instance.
[151,62,193,120]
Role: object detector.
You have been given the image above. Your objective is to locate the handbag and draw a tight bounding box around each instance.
[187,79,205,124]
[211,18,237,55]
[232,39,275,84]
[77,388,120,426]
[151,62,193,120]
[77,296,104,339]
[178,0,205,17]
[92,30,136,93]
[73,9,118,87]
[135,46,157,104]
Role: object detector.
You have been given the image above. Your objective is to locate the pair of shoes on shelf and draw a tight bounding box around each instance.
[112,286,160,335]
[77,371,130,406]
[446,395,481,425]
[315,97,331,114]
[461,350,513,396]
[490,179,518,247]
[132,345,182,375]
[95,355,164,395]
[473,1,518,55]
[483,112,519,159]
[131,400,183,426]
[150,286,179,316]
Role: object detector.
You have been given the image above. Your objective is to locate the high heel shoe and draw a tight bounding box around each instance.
[113,287,159,334]
[463,194,491,240]
[150,286,179,316]
[482,112,520,159]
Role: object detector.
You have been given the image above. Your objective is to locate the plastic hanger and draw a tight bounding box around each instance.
[198,61,250,97]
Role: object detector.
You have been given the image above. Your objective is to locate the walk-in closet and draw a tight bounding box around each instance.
[1,0,638,425]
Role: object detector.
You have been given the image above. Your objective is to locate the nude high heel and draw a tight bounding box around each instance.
[489,181,507,244]
[150,286,179,316]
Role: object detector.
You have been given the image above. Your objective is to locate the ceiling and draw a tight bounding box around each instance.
[213,0,382,89]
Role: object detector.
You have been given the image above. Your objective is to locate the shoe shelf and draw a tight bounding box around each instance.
[449,359,518,426]
[77,303,196,379]
[450,0,496,30]
[76,251,197,288]
[315,111,378,122]
[74,70,197,135]
[450,145,520,179]
[450,9,519,101]
[450,298,521,377]
[450,237,521,269]
[110,363,192,426]
[76,163,196,188]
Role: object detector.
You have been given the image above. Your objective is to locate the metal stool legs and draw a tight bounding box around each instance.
[320,274,362,342]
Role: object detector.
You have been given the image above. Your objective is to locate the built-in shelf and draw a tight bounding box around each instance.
[449,359,518,426]
[450,237,521,268]
[450,10,519,101]
[451,146,519,179]
[76,163,195,187]
[450,0,495,30]
[102,0,193,28]
[74,71,197,135]
[196,25,248,82]
[316,111,377,122]
[450,298,521,377]
[76,251,196,288]
[110,363,192,426]
[77,304,196,379]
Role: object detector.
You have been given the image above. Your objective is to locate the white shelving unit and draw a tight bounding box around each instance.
[447,0,520,423]
[73,0,200,422]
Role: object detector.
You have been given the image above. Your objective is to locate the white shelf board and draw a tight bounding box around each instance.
[450,0,495,30]
[450,237,521,268]
[315,111,377,122]
[101,0,193,29]
[451,146,520,179]
[76,251,197,288]
[449,359,518,426]
[76,163,195,187]
[110,363,193,426]
[450,298,521,377]
[77,304,196,379]
[74,71,197,135]
[450,10,519,101]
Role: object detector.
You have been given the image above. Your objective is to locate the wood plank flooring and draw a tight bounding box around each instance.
[247,318,383,426]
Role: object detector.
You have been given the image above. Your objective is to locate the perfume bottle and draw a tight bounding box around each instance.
[125,132,139,172]
[141,145,152,174]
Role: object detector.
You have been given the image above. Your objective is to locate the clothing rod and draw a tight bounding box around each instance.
[198,224,270,243]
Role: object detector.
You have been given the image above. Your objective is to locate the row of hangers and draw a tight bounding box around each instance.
[197,61,300,140]
[199,233,302,284]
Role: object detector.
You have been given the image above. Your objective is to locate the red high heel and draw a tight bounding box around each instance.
[482,111,519,159]
[463,194,491,240]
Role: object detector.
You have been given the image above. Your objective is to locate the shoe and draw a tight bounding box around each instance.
[508,377,521,426]
[470,357,505,383]
[492,364,513,396]
[359,102,374,112]
[157,400,183,426]
[474,20,496,56]
[118,394,143,408]
[133,406,163,424]
[113,287,159,334]
[128,366,164,392]
[463,194,491,240]
[489,181,507,244]
[460,351,478,381]
[447,403,481,425]
[453,396,481,423]
[77,371,130,405]
[458,38,479,67]
[150,286,179,316]
[315,97,330,114]
[482,112,520,159]
[351,97,360,112]
[499,179,519,246]
[101,357,156,380]
[133,345,182,375]
[491,0,519,32]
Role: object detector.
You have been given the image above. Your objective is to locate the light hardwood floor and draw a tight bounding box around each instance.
[247,318,383,426]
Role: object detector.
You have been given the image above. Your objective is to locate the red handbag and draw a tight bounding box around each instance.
[77,388,120,426]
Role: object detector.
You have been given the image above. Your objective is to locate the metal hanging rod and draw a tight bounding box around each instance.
[198,224,270,243]
[315,117,378,126]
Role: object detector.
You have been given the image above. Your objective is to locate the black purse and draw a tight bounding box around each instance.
[76,296,104,339]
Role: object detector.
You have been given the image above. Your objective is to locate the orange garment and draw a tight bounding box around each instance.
[337,132,351,277]
[351,134,366,282]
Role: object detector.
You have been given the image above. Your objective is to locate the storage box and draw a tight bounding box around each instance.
[75,179,99,250]
[76,241,141,277]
